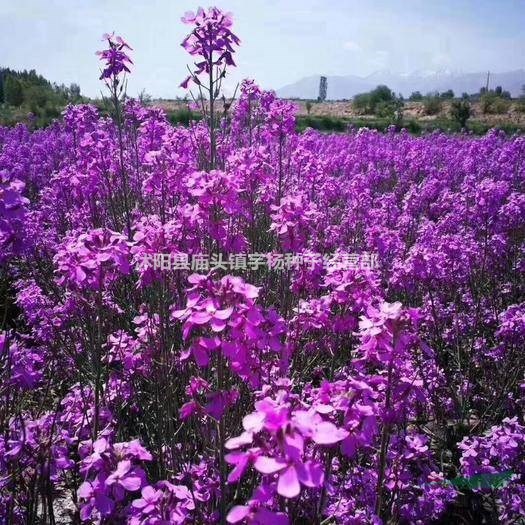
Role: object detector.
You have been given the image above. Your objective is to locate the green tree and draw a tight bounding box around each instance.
[353,92,373,114]
[69,83,81,101]
[305,100,313,115]
[481,92,510,114]
[353,85,395,115]
[516,85,525,113]
[423,94,442,115]
[24,85,49,111]
[409,91,423,101]
[440,89,455,99]
[450,99,471,128]
[4,75,24,106]
[370,85,394,105]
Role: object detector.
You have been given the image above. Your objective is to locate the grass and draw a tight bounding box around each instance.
[0,103,62,128]
[296,114,525,136]
[167,108,202,126]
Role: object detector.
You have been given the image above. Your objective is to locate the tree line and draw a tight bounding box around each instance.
[348,83,525,129]
[0,68,82,126]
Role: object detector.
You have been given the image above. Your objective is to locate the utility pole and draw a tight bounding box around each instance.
[318,76,327,102]
[485,71,490,92]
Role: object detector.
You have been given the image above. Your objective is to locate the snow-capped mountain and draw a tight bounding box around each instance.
[276,70,525,99]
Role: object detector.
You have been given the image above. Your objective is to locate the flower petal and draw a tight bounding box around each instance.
[277,465,301,498]
[312,422,349,445]
[227,505,250,523]
[214,307,234,320]
[254,456,287,474]
[296,460,324,488]
[120,474,142,491]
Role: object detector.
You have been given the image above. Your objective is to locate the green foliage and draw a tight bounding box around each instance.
[295,113,525,136]
[445,471,514,490]
[43,102,61,119]
[305,101,312,115]
[492,86,510,100]
[0,67,83,126]
[352,92,373,114]
[406,120,422,134]
[480,92,510,114]
[409,91,423,101]
[168,108,202,126]
[374,101,392,118]
[297,115,346,132]
[440,89,454,99]
[375,99,403,122]
[69,83,82,102]
[320,115,345,131]
[4,76,24,106]
[371,85,394,102]
[450,99,471,128]
[352,85,401,117]
[0,106,22,126]
[24,85,50,113]
[517,87,525,114]
[423,95,443,116]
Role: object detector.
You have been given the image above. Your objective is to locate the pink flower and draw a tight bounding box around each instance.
[293,409,349,445]
[226,449,260,483]
[77,480,115,519]
[131,485,162,514]
[105,460,145,493]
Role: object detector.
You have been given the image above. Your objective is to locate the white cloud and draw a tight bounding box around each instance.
[343,40,362,52]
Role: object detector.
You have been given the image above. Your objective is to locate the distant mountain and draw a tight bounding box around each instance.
[276,70,525,99]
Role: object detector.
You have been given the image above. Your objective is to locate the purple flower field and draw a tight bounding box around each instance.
[0,7,524,525]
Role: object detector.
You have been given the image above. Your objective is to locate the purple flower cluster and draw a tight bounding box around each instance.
[180,7,240,89]
[97,33,133,81]
[459,418,525,520]
[0,7,524,525]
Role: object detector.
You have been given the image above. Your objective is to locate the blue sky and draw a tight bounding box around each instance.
[1,0,524,98]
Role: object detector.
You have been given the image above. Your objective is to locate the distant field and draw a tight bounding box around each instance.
[293,99,525,126]
[155,98,525,135]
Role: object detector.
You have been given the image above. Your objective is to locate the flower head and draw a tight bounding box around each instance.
[97,32,133,80]
[180,7,240,88]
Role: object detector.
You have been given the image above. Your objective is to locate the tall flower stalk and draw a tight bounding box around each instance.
[97,33,134,237]
[179,10,240,521]
[180,7,240,169]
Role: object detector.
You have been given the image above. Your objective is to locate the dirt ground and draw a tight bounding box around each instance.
[290,100,525,126]
[154,99,525,127]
